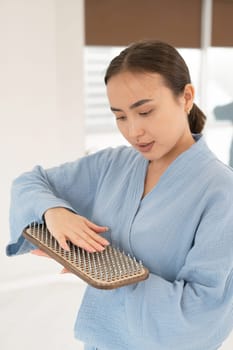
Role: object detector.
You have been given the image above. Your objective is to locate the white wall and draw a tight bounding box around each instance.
[0,0,85,282]
[0,1,85,349]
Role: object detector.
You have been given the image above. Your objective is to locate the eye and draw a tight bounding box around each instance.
[139,109,153,116]
[116,116,127,121]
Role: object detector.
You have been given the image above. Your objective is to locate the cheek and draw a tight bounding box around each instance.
[116,122,130,139]
[152,110,187,140]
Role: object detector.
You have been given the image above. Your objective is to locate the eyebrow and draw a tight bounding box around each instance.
[110,99,153,112]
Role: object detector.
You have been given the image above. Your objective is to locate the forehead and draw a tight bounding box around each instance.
[106,71,166,103]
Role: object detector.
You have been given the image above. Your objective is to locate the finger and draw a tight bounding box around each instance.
[53,230,98,253]
[70,229,109,252]
[31,249,50,258]
[85,219,109,233]
[72,237,103,253]
[60,267,71,274]
[55,235,70,251]
[84,227,110,246]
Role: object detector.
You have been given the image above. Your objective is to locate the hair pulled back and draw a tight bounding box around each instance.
[104,40,206,133]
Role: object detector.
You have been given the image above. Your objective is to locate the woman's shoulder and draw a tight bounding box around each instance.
[196,135,233,187]
[210,157,233,184]
[204,157,233,202]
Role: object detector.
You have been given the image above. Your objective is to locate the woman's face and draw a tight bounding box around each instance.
[106,71,194,164]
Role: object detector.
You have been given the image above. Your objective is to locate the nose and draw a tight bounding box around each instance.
[128,119,145,139]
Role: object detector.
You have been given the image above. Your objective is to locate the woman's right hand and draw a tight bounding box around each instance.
[43,207,110,253]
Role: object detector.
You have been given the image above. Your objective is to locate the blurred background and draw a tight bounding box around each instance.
[0,0,232,349]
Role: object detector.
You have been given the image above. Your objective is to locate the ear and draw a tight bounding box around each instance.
[183,84,195,114]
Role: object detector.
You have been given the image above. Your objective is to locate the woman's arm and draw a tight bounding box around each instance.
[6,148,114,256]
[75,186,233,350]
[123,190,233,348]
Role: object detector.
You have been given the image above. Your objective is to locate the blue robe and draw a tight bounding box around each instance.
[6,134,233,350]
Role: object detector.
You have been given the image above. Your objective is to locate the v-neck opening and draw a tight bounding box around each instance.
[139,134,205,203]
[140,159,163,203]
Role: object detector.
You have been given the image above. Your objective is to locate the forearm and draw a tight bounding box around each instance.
[7,166,77,256]
[124,273,231,349]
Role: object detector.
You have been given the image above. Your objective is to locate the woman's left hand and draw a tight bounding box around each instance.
[31,249,50,258]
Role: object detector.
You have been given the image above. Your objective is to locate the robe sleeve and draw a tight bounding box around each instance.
[124,187,233,349]
[6,148,114,256]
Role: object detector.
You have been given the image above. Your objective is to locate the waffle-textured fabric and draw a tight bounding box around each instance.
[6,134,233,350]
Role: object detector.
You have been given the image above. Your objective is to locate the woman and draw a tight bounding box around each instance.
[7,40,233,350]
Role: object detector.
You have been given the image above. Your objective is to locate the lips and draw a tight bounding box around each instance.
[136,141,155,153]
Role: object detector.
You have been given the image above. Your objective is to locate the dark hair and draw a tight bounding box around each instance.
[104,40,206,133]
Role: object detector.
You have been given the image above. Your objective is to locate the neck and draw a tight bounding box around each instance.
[150,132,195,171]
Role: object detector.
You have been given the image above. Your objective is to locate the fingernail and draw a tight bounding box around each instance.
[89,248,97,253]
